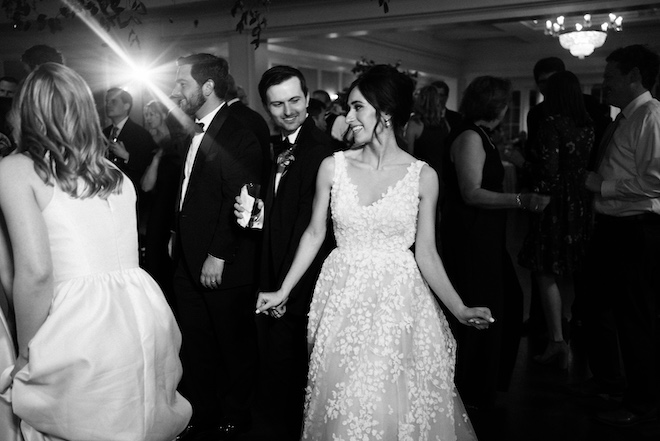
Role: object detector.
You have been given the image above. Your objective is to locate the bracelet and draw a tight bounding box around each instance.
[515,193,523,209]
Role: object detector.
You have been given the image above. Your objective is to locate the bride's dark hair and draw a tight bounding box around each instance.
[348,65,414,142]
[10,62,123,198]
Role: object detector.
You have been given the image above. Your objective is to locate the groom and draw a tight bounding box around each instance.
[256,65,335,439]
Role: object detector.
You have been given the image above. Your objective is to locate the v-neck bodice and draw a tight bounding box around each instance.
[330,151,425,253]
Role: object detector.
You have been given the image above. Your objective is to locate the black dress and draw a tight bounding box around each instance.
[143,133,185,305]
[414,121,450,173]
[413,121,451,249]
[440,122,523,410]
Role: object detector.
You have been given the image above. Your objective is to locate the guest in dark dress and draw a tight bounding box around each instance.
[140,100,186,306]
[406,84,460,250]
[440,76,550,412]
[518,71,594,368]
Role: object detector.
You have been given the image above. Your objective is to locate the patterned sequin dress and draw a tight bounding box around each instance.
[518,115,594,275]
[303,151,476,441]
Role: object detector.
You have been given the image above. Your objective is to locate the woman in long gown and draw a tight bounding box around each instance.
[257,65,494,440]
[518,71,594,367]
[0,63,191,441]
[440,76,550,412]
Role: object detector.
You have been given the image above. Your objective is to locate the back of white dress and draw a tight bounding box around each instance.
[44,177,139,281]
[8,178,191,441]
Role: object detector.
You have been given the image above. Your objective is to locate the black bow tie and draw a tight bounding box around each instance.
[274,137,295,155]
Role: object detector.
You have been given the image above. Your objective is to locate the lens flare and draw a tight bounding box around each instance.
[62,0,193,129]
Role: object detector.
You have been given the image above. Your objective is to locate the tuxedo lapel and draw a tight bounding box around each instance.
[175,133,192,214]
[178,106,230,211]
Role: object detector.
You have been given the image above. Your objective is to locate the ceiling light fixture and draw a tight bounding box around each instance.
[545,13,623,59]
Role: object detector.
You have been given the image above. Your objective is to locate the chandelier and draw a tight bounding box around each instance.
[545,13,623,59]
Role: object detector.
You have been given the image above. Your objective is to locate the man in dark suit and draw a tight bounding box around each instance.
[255,65,334,439]
[171,53,262,441]
[429,80,463,132]
[102,87,156,186]
[225,74,272,187]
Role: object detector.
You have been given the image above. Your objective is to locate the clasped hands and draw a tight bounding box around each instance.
[521,193,551,213]
[457,306,496,330]
[255,291,287,319]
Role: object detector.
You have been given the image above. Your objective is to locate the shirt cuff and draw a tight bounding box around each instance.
[601,180,617,198]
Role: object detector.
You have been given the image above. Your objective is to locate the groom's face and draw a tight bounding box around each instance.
[265,77,310,136]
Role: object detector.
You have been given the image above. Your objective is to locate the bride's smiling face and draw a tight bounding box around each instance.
[346,87,378,144]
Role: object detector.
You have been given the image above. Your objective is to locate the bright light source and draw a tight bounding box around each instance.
[131,65,153,83]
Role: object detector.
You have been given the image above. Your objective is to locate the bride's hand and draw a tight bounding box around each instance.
[457,306,495,330]
[255,291,287,315]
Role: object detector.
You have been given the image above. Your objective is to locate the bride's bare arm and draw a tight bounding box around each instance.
[0,156,54,361]
[414,164,494,328]
[256,156,335,313]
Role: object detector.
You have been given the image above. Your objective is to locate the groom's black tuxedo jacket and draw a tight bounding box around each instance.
[260,118,335,316]
[175,105,262,290]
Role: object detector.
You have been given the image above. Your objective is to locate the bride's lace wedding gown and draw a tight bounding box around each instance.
[302,151,476,441]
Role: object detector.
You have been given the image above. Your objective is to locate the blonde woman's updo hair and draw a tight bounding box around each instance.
[11,62,123,198]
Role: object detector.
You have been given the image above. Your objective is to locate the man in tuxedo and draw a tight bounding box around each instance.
[256,65,334,439]
[171,53,262,440]
[102,88,155,186]
[225,74,272,187]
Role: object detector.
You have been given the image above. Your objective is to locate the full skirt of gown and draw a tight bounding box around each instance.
[0,176,191,441]
[302,152,476,441]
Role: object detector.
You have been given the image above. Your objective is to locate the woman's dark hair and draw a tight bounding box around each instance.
[459,76,512,123]
[348,64,414,133]
[413,85,445,126]
[543,71,590,127]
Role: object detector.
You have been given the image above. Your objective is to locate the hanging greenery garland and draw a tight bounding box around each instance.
[1,0,392,48]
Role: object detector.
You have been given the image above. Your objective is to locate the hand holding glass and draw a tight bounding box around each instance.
[237,183,263,229]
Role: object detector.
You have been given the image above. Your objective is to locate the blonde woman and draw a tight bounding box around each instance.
[0,63,191,441]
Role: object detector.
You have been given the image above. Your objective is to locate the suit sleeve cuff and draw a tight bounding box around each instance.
[601,180,617,198]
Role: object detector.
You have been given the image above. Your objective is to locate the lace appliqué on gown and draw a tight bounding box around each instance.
[303,151,476,441]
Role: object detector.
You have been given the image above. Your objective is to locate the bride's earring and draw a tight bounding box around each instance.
[384,118,392,128]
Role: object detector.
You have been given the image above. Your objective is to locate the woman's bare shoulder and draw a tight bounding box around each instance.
[0,153,37,182]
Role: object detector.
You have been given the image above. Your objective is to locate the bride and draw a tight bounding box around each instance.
[257,64,493,441]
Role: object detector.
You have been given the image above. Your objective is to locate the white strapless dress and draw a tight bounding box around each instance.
[0,177,191,441]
